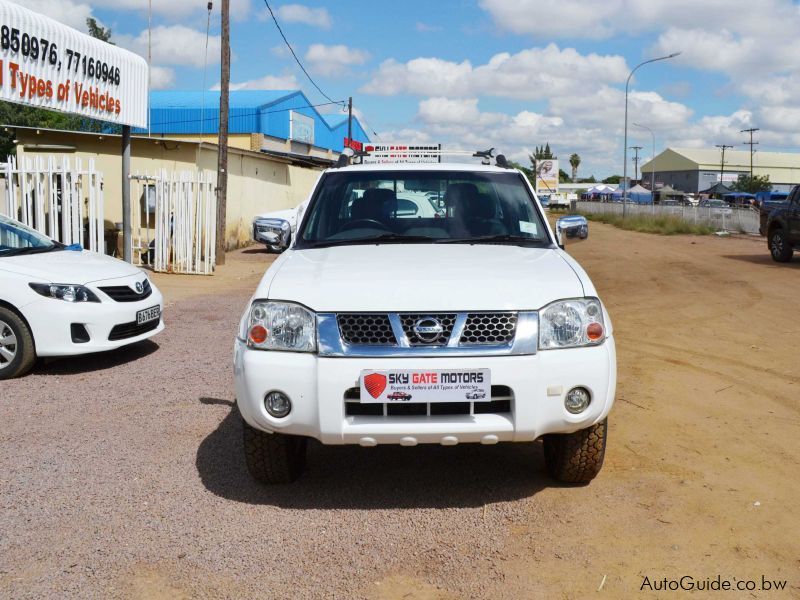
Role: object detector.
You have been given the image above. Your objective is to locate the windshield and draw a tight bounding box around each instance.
[0,215,61,256]
[298,170,551,248]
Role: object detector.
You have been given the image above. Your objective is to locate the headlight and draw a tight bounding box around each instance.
[29,283,100,303]
[246,301,316,352]
[539,298,605,349]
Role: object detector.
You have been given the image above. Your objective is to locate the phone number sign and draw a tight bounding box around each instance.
[0,0,148,128]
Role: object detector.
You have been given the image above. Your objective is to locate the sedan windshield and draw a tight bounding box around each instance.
[0,215,61,256]
[298,170,551,248]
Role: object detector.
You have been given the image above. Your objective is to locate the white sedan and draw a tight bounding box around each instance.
[0,215,164,379]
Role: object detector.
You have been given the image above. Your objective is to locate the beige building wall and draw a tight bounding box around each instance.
[14,128,323,250]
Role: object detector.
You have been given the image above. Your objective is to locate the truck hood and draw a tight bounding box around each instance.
[264,245,585,312]
[0,250,142,284]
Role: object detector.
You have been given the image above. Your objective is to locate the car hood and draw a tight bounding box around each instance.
[263,244,586,312]
[0,250,142,284]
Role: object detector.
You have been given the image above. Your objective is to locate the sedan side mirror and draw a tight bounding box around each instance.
[555,215,589,249]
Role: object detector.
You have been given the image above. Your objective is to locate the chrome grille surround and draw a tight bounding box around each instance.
[318,311,538,357]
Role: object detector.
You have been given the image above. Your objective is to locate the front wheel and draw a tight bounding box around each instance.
[769,228,794,262]
[543,419,608,484]
[0,307,36,380]
[242,419,307,484]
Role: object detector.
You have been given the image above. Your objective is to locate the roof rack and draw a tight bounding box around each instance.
[333,146,514,169]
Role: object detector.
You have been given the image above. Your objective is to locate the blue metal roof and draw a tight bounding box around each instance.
[140,90,369,152]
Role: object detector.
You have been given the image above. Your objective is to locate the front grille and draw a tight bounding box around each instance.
[460,312,517,345]
[344,385,513,417]
[108,318,160,341]
[99,279,152,303]
[337,314,396,345]
[400,313,457,346]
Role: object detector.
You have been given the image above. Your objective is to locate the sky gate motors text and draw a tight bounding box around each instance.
[388,372,486,385]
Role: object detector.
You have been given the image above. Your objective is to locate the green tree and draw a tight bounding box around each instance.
[86,18,113,43]
[558,168,570,183]
[731,174,771,193]
[0,18,117,156]
[602,175,622,184]
[578,175,597,183]
[569,153,581,182]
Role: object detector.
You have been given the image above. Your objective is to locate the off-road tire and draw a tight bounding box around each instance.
[242,419,307,484]
[769,228,794,263]
[0,307,36,380]
[543,419,608,484]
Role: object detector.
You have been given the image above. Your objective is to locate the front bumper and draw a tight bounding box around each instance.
[234,337,616,445]
[21,277,165,357]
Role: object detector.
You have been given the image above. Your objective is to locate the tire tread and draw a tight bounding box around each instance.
[544,419,608,484]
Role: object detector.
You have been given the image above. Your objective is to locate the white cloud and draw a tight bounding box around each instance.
[361,44,627,100]
[14,0,93,30]
[90,0,252,20]
[275,4,331,28]
[122,25,221,68]
[305,44,369,76]
[150,66,176,90]
[221,73,299,91]
[415,22,442,33]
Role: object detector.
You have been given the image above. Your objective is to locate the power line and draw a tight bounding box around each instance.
[261,0,343,107]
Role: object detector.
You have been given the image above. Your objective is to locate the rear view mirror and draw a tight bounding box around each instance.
[555,215,589,248]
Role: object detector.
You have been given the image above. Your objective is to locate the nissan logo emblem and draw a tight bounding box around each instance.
[413,318,444,343]
[135,281,144,294]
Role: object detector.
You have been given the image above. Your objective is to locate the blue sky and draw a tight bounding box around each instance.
[18,0,800,178]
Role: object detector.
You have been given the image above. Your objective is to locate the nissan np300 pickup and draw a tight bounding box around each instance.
[234,161,616,484]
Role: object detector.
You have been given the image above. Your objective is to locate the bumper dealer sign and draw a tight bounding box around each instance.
[0,0,148,128]
[360,369,491,403]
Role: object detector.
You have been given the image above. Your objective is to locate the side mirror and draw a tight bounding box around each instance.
[555,215,589,249]
[254,217,292,250]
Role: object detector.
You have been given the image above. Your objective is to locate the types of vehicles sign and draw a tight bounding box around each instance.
[360,369,491,403]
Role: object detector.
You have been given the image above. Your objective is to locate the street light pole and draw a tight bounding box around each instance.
[622,52,681,217]
[634,122,656,194]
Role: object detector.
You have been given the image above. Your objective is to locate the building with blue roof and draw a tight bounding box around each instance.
[141,90,369,163]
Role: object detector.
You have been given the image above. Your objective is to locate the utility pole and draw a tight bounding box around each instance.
[715,144,733,196]
[741,127,759,178]
[630,146,642,183]
[347,96,352,147]
[216,0,230,266]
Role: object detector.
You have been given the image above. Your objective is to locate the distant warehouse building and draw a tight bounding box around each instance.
[640,148,800,193]
[141,90,370,166]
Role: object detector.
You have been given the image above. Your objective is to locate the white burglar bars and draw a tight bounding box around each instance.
[130,169,216,275]
[1,155,105,252]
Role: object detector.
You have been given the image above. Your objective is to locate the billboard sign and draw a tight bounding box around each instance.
[535,159,559,194]
[362,143,440,164]
[0,0,148,128]
[289,110,314,144]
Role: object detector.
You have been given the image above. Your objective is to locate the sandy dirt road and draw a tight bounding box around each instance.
[1,227,798,598]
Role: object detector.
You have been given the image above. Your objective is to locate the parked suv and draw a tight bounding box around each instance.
[234,161,616,484]
[761,185,800,262]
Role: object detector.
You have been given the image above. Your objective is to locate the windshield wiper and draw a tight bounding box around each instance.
[306,233,436,248]
[436,234,548,245]
[0,245,64,257]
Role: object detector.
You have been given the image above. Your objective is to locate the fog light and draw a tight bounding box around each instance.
[565,387,591,414]
[265,391,291,418]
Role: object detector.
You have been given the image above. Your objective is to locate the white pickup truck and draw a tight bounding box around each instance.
[235,161,615,484]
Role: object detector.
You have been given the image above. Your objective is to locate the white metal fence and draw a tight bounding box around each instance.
[1,155,105,252]
[130,170,216,275]
[574,201,761,234]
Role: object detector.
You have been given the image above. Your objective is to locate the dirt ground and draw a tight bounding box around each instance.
[1,226,798,599]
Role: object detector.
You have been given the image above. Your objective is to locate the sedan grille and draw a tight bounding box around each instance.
[108,318,160,341]
[99,280,152,303]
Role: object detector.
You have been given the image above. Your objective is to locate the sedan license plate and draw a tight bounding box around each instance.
[136,305,161,325]
[359,369,491,403]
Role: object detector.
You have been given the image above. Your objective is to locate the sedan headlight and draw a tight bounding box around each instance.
[245,301,316,352]
[539,298,605,349]
[29,283,100,303]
